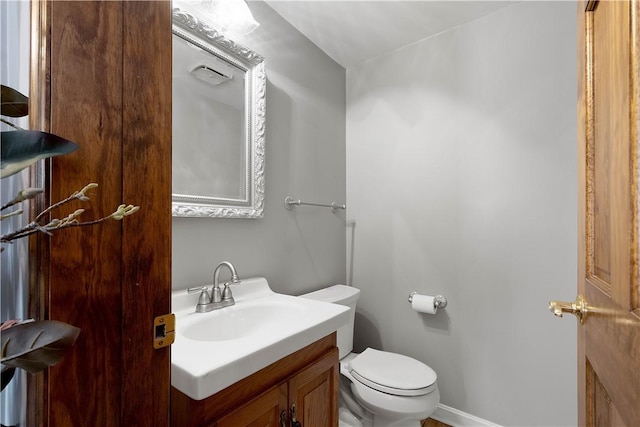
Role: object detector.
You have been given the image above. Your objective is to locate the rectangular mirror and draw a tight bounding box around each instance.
[172,8,265,218]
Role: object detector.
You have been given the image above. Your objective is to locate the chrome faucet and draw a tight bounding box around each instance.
[187,261,241,313]
[213,261,240,307]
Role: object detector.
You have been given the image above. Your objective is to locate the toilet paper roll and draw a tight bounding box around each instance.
[411,294,437,314]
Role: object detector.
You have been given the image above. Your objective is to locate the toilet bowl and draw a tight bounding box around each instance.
[300,285,440,427]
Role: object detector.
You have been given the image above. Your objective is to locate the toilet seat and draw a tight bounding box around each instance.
[348,348,437,397]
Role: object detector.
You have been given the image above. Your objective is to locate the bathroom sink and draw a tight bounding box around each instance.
[171,277,350,400]
[181,299,306,342]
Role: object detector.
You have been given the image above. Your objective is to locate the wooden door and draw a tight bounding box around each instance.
[29,1,172,426]
[216,383,288,427]
[287,348,339,427]
[576,0,640,426]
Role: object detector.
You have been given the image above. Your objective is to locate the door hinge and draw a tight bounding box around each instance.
[153,313,175,349]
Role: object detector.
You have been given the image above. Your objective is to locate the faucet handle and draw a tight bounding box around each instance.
[221,281,241,307]
[221,282,234,300]
[187,286,211,305]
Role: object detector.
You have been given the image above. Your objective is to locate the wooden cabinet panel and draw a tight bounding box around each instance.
[288,349,339,427]
[217,383,287,427]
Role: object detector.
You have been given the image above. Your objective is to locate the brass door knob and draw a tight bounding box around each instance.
[549,295,588,323]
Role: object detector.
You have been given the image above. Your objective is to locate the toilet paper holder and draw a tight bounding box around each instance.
[408,292,448,309]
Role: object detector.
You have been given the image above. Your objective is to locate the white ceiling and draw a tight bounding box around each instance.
[263,1,516,68]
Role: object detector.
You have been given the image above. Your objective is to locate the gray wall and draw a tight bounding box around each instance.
[346,2,577,426]
[174,1,579,424]
[172,2,347,295]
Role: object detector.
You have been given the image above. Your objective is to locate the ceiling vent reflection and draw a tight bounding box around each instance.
[190,64,233,86]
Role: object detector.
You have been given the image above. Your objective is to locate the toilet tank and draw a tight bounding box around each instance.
[300,285,360,359]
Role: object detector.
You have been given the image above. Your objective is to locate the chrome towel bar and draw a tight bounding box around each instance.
[284,196,346,213]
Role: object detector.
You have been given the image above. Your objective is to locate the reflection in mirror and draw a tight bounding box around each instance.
[173,36,246,201]
[172,8,265,218]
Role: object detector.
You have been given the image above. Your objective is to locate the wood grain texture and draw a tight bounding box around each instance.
[421,419,451,427]
[48,3,123,425]
[31,1,172,426]
[288,348,339,427]
[216,383,288,427]
[577,2,588,425]
[171,334,337,426]
[632,0,640,313]
[121,2,172,425]
[579,1,640,426]
[28,2,52,425]
[592,0,632,304]
[583,286,640,426]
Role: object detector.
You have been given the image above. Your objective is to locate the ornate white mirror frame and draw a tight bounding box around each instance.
[172,8,265,218]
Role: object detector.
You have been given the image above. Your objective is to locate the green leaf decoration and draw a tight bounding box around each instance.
[1,85,29,117]
[1,320,80,374]
[1,130,79,178]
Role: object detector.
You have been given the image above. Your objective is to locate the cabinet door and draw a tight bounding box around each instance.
[216,383,288,427]
[288,348,339,427]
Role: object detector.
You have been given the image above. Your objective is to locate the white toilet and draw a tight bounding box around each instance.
[301,285,440,427]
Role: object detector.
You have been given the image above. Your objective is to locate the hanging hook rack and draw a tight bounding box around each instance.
[284,196,346,213]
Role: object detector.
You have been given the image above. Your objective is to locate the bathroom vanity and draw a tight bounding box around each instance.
[170,278,349,426]
[171,334,339,426]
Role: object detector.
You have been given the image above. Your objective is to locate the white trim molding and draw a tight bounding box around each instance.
[432,404,503,427]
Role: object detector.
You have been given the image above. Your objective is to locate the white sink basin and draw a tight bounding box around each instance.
[171,277,349,400]
[182,299,306,342]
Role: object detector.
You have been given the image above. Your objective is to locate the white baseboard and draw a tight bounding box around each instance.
[431,404,502,427]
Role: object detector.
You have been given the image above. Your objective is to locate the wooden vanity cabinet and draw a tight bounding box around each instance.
[171,333,339,427]
[216,383,287,426]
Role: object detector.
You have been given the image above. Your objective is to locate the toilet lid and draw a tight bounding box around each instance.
[348,348,437,397]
